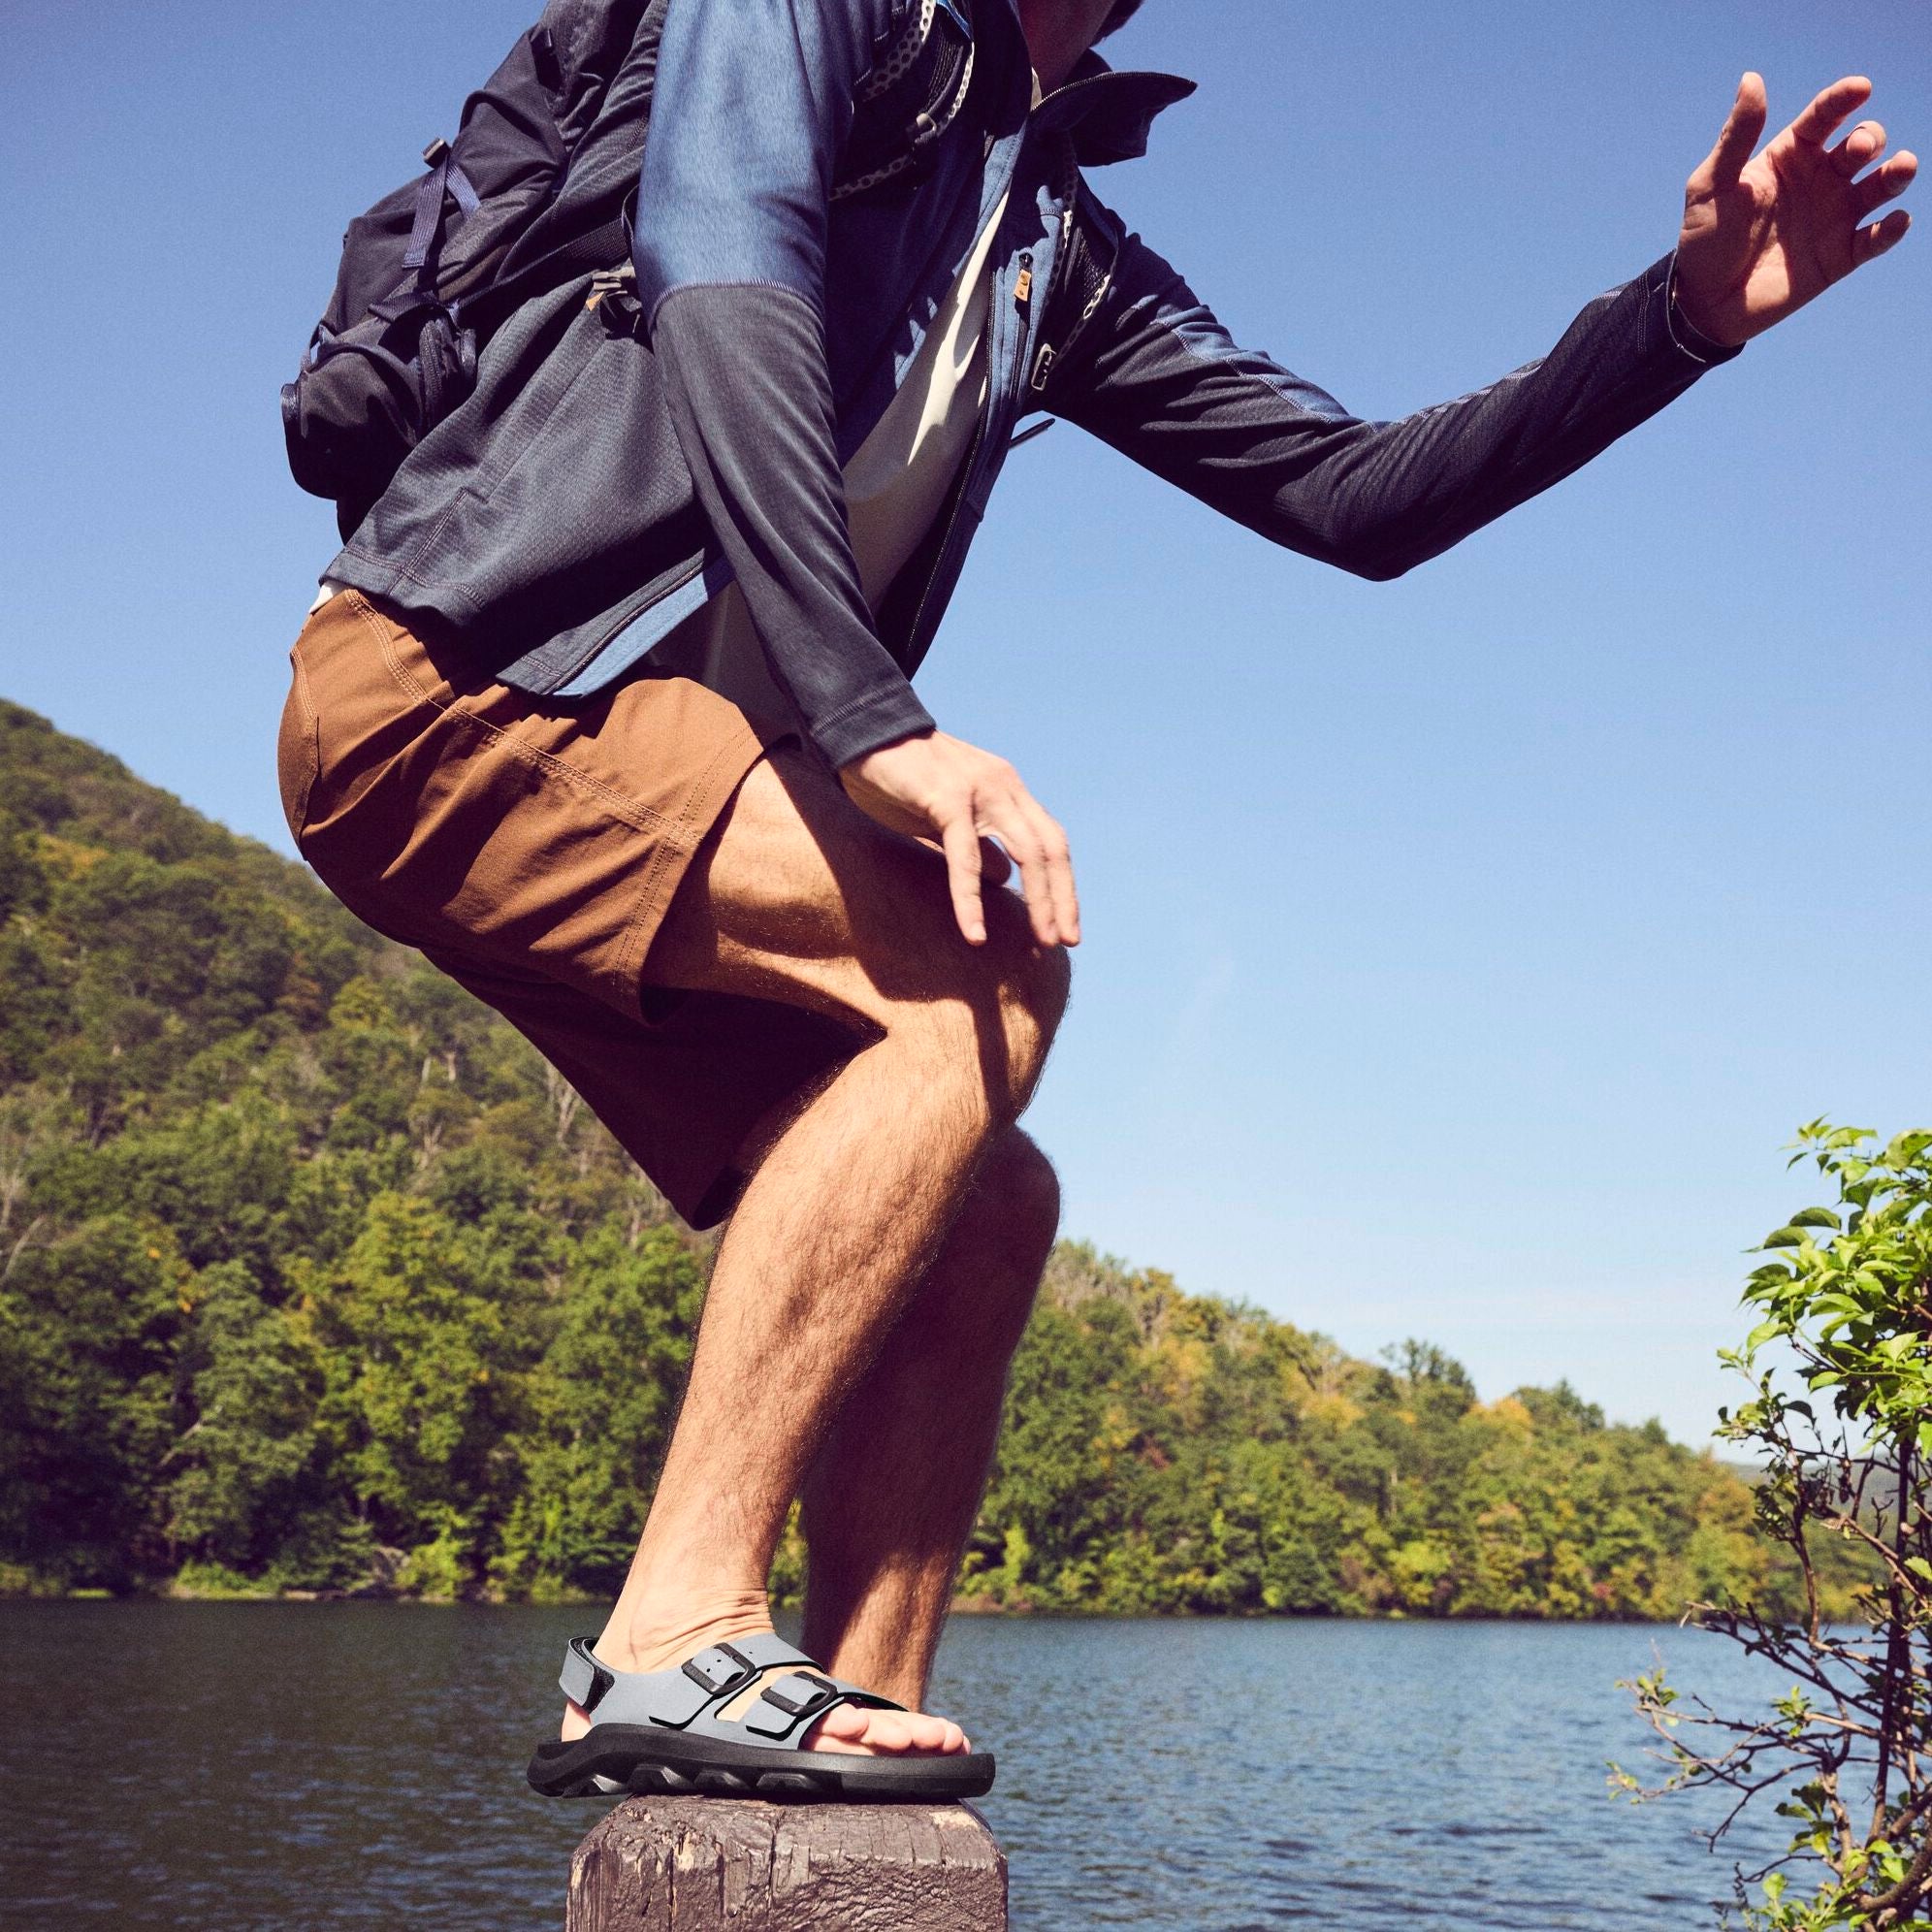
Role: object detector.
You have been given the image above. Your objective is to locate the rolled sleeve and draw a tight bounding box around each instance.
[1050,216,1749,584]
[1661,249,1747,367]
[630,0,932,769]
[631,0,889,316]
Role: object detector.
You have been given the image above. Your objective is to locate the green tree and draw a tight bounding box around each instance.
[0,698,1778,1618]
[1617,1124,1932,1930]
[0,1214,185,1586]
[495,1221,703,1598]
[165,1261,323,1572]
[301,1191,546,1589]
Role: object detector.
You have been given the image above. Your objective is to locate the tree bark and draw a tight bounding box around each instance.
[567,1797,1007,1931]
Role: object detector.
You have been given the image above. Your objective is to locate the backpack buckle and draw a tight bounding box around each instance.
[586,266,642,336]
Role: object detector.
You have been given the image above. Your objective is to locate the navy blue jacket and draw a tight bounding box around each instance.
[328,0,1741,771]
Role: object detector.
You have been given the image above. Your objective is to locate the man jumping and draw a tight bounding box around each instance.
[276,0,1914,1798]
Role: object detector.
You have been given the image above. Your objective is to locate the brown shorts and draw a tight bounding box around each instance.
[276,589,859,1228]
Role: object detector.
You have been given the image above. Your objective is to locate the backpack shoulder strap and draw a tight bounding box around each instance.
[834,0,977,202]
[448,0,979,336]
[453,211,630,336]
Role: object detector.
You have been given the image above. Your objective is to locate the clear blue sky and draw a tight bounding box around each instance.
[1,1,1925,1446]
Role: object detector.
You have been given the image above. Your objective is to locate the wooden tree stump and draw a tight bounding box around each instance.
[566,1797,1008,1931]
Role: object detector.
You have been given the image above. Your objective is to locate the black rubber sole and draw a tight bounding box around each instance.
[527,1723,995,1801]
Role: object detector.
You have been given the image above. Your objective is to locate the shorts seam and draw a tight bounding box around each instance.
[613,719,765,995]
[356,592,673,834]
[280,636,322,844]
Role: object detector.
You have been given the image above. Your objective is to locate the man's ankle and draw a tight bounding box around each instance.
[593,1588,775,1677]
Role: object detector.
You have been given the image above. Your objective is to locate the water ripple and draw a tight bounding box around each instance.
[0,1604,1788,1930]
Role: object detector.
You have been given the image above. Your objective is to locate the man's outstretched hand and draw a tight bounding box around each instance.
[1675,73,1916,348]
[841,730,1079,950]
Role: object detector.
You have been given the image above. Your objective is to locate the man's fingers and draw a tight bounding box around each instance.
[1701,72,1768,186]
[849,733,1074,949]
[1789,75,1873,149]
[1009,793,1078,948]
[982,801,1058,948]
[978,836,1014,887]
[975,786,1078,949]
[1829,119,1886,179]
[939,810,987,946]
[1034,807,1079,948]
[914,833,1012,886]
[1852,150,1917,220]
[1852,206,1912,268]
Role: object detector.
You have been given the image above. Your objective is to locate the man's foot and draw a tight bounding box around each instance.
[559,1617,972,1757]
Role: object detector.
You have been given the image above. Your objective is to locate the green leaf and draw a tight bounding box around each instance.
[1788,1207,1843,1230]
[1810,1293,1865,1318]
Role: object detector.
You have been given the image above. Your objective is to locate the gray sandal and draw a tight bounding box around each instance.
[526,1633,995,1800]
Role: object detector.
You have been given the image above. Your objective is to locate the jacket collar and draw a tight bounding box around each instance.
[1029,47,1196,164]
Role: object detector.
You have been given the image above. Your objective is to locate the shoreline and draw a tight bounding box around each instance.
[0,1576,1728,1626]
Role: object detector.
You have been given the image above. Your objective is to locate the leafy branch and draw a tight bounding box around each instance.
[1612,1124,1932,1931]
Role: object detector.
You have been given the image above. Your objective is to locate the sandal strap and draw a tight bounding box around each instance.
[686,1666,901,1746]
[559,1630,820,1730]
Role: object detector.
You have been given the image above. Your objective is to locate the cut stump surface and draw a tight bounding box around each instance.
[567,1796,1008,1931]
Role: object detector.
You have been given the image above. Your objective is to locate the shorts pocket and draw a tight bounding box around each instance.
[275,642,321,848]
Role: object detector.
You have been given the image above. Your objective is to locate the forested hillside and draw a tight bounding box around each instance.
[0,698,1810,1616]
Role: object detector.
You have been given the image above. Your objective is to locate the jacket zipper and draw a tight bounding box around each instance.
[905,215,1039,655]
[905,139,1079,655]
[1030,221,1118,394]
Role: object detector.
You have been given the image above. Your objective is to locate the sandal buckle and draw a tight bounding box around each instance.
[682,1641,758,1697]
[564,1637,615,1714]
[758,1669,838,1720]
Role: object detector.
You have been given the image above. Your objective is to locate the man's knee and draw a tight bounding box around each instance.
[952,1130,1059,1346]
[951,898,1071,1121]
[985,1128,1061,1265]
[1006,953,1069,1113]
[693,751,1072,1116]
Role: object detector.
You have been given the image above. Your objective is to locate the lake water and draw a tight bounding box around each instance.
[0,1603,1792,1929]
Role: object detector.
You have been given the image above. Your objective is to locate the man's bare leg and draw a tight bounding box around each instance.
[562,751,1067,1755]
[799,1128,1057,1711]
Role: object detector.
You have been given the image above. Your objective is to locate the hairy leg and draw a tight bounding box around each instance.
[800,1127,1058,1713]
[564,751,1068,1755]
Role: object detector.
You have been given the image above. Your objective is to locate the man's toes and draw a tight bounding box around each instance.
[870,1710,965,1755]
[801,1702,969,1755]
[912,1712,962,1753]
[806,1704,874,1754]
[861,1709,918,1753]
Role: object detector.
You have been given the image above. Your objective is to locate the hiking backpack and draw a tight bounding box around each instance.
[282,0,978,538]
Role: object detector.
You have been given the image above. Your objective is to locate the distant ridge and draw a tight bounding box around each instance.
[0,698,1852,1619]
